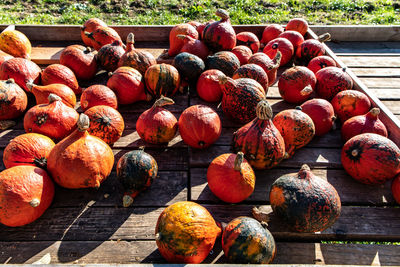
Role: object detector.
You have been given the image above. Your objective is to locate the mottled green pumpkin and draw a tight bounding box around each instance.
[144,63,181,98]
[222,216,276,264]
[270,164,341,232]
[232,63,269,92]
[206,51,240,77]
[97,40,125,72]
[172,52,205,83]
[116,150,158,207]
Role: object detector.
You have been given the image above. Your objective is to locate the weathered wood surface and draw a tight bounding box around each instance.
[338,56,400,68]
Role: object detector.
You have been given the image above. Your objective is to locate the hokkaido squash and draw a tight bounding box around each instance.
[0,57,41,92]
[60,45,98,81]
[0,29,31,59]
[203,9,236,52]
[144,63,181,98]
[331,90,371,123]
[80,84,118,111]
[27,82,76,108]
[0,78,27,120]
[286,18,309,36]
[80,18,108,47]
[42,64,82,95]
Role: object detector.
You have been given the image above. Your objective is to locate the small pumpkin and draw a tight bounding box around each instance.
[117,149,158,207]
[0,166,54,227]
[278,30,304,51]
[177,34,210,60]
[273,107,315,159]
[0,78,27,120]
[341,133,400,185]
[80,84,118,111]
[315,66,353,101]
[155,201,221,263]
[0,50,13,65]
[42,64,82,95]
[307,55,337,74]
[263,37,294,67]
[178,105,221,149]
[300,98,336,136]
[286,18,309,36]
[84,105,125,145]
[60,45,98,81]
[207,152,255,203]
[81,18,108,47]
[206,51,240,77]
[97,40,125,72]
[136,96,178,144]
[47,113,114,189]
[86,26,122,51]
[0,29,31,59]
[196,69,224,102]
[391,174,400,204]
[295,33,331,65]
[27,82,76,108]
[144,63,181,99]
[270,164,341,232]
[0,57,41,92]
[203,9,236,52]
[248,52,281,86]
[231,45,253,65]
[172,52,205,83]
[232,100,285,169]
[168,23,199,57]
[222,216,276,263]
[260,24,284,46]
[278,66,316,104]
[331,90,371,123]
[232,63,269,92]
[236,32,260,54]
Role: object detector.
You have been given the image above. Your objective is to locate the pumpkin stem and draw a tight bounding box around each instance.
[216,9,230,21]
[252,206,271,224]
[122,195,134,208]
[295,106,303,111]
[351,149,358,157]
[300,85,313,96]
[369,107,380,118]
[33,157,47,169]
[77,113,90,132]
[26,82,34,91]
[127,32,135,45]
[155,232,162,241]
[29,198,40,208]
[318,32,331,43]
[176,34,188,40]
[256,100,273,120]
[6,78,15,84]
[154,95,175,107]
[48,93,62,103]
[234,152,244,172]
[268,51,282,70]
[84,47,93,53]
[300,164,311,172]
[0,120,16,130]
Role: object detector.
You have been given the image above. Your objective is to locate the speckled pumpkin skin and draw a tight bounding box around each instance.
[168,23,199,57]
[97,40,125,72]
[155,201,221,263]
[295,39,326,65]
[248,52,279,86]
[144,64,181,98]
[391,174,400,204]
[179,35,210,60]
[341,133,400,185]
[307,55,337,74]
[233,64,269,92]
[196,69,224,102]
[222,216,276,264]
[0,58,41,92]
[231,45,253,66]
[263,38,294,67]
[80,18,107,47]
[116,150,158,200]
[260,24,284,45]
[270,165,341,232]
[278,30,304,50]
[0,30,31,59]
[0,78,27,120]
[315,67,353,101]
[286,18,309,36]
[80,84,118,111]
[236,32,260,54]
[88,26,122,51]
[42,64,81,95]
[173,52,205,82]
[331,90,371,123]
[278,66,316,104]
[206,51,240,77]
[60,45,98,81]
[202,10,236,52]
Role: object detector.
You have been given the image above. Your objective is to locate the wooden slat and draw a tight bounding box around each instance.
[326,42,400,54]
[368,89,400,100]
[381,100,400,114]
[350,68,400,78]
[338,56,400,68]
[359,77,400,89]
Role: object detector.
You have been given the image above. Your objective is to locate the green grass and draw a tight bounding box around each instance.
[0,0,398,25]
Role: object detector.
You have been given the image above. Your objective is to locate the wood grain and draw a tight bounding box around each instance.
[338,56,400,68]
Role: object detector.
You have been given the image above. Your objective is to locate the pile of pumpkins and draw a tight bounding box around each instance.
[0,9,400,264]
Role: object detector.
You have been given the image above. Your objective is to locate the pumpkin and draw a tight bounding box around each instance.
[84,105,125,145]
[207,152,255,203]
[0,50,13,65]
[270,164,341,232]
[273,107,315,159]
[136,96,178,144]
[172,52,205,83]
[155,201,221,263]
[236,32,260,54]
[263,37,294,67]
[341,108,388,142]
[107,66,149,105]
[278,66,316,104]
[118,33,157,75]
[85,26,122,51]
[23,94,79,141]
[47,113,114,189]
[231,45,253,65]
[0,166,54,227]
[219,76,266,124]
[144,63,181,98]
[97,40,125,72]
[300,98,336,136]
[178,105,221,149]
[116,149,158,207]
[248,52,281,86]
[168,23,198,57]
[60,45,98,81]
[315,66,353,101]
[232,100,285,169]
[286,18,309,36]
[232,63,269,92]
[278,30,304,51]
[307,55,337,74]
[196,69,224,102]
[203,9,236,52]
[295,33,331,65]
[222,216,276,263]
[341,133,400,185]
[0,78,27,120]
[391,174,400,204]
[3,133,55,169]
[80,84,118,111]
[331,90,371,122]
[206,51,240,77]
[27,82,76,108]
[260,24,284,46]
[0,29,31,59]
[81,18,108,47]
[42,64,82,95]
[177,34,210,60]
[0,57,41,92]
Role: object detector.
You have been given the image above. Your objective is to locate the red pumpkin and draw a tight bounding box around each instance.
[86,26,122,51]
[42,64,82,95]
[27,83,76,108]
[84,105,125,145]
[231,45,253,65]
[248,52,281,86]
[233,63,269,92]
[263,37,294,67]
[0,50,13,65]
[178,105,221,149]
[0,166,54,227]
[136,96,178,144]
[80,84,118,111]
[196,69,224,102]
[278,66,316,103]
[203,9,236,52]
[155,201,221,263]
[236,32,260,53]
[0,57,41,92]
[97,40,125,72]
[301,98,336,136]
[144,63,181,98]
[81,18,107,47]
[315,66,353,101]
[341,133,400,185]
[307,55,337,74]
[331,90,371,122]
[207,152,255,203]
[295,33,331,65]
[391,174,400,204]
[168,23,198,57]
[286,18,309,36]
[177,34,210,60]
[60,45,98,81]
[341,108,388,142]
[260,24,284,46]
[278,30,304,50]
[0,78,27,120]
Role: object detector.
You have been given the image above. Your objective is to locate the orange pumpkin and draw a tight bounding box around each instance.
[47,114,114,189]
[0,78,27,120]
[81,18,108,47]
[155,201,221,263]
[168,24,199,57]
[0,30,31,59]
[80,84,118,111]
[286,18,309,36]
[144,64,181,98]
[0,166,54,227]
[86,26,122,51]
[59,45,98,81]
[27,83,76,108]
[0,57,41,92]
[42,64,82,95]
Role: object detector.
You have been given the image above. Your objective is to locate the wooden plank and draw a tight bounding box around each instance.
[338,56,400,68]
[190,168,394,205]
[359,77,400,89]
[350,68,400,78]
[326,42,400,54]
[368,89,400,100]
[381,100,400,114]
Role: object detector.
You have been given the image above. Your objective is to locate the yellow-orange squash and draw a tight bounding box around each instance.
[0,30,31,59]
[27,83,76,108]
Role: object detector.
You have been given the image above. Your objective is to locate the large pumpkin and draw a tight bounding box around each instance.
[331,90,371,123]
[263,37,294,67]
[27,82,76,108]
[202,9,236,52]
[144,63,181,98]
[206,51,240,77]
[0,29,31,59]
[315,66,353,101]
[0,57,41,92]
[0,78,27,120]
[42,64,82,95]
[155,201,221,263]
[60,45,98,81]
[278,66,316,104]
[80,84,118,111]
[97,40,125,72]
[80,18,108,47]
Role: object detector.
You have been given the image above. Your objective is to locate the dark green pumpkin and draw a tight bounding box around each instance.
[206,51,240,77]
[222,216,276,264]
[270,164,341,232]
[97,40,125,72]
[172,52,205,83]
[232,63,269,92]
[116,150,158,207]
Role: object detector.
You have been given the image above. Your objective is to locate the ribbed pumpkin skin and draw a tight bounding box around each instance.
[0,30,31,59]
[273,108,315,158]
[42,64,81,95]
[260,24,284,45]
[207,153,255,203]
[341,133,400,185]
[248,52,279,86]
[301,98,335,136]
[233,63,269,92]
[0,78,27,120]
[0,166,54,227]
[222,216,276,263]
[278,66,316,104]
[168,24,199,57]
[80,84,118,111]
[145,64,181,98]
[331,90,371,122]
[391,174,400,204]
[173,52,205,82]
[315,67,353,101]
[270,165,341,232]
[286,18,309,36]
[307,55,337,74]
[295,39,326,65]
[60,45,98,81]
[88,26,122,51]
[0,58,41,92]
[29,83,76,108]
[263,38,294,67]
[84,105,125,145]
[231,45,253,65]
[278,30,304,50]
[81,18,108,47]
[206,51,240,77]
[155,201,221,263]
[202,10,236,52]
[196,69,224,102]
[0,50,13,65]
[236,32,260,54]
[3,133,55,169]
[97,40,125,72]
